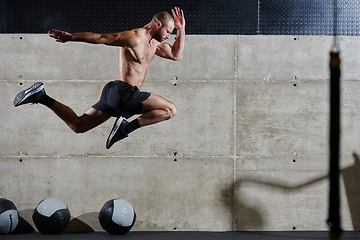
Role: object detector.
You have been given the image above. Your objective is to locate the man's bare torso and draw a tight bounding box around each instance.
[116,28,159,89]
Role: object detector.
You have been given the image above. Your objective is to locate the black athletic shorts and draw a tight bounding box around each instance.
[92,81,151,118]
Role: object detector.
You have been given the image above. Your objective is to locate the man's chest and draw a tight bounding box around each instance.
[139,42,158,63]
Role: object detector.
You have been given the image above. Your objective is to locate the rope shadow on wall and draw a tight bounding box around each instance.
[342,153,360,230]
[222,154,360,231]
[231,173,328,231]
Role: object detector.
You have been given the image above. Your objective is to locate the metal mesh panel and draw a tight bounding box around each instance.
[1,0,360,35]
[260,0,360,35]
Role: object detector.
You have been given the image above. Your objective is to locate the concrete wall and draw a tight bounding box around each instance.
[1,34,360,232]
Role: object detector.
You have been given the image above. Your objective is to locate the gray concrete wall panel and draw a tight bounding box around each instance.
[237,36,331,82]
[236,81,360,159]
[0,34,118,80]
[236,82,329,158]
[1,157,233,231]
[337,37,360,81]
[1,35,236,81]
[2,80,234,156]
[237,36,360,82]
[146,36,236,81]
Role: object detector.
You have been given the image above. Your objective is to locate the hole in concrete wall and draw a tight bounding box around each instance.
[293,226,296,230]
[173,159,178,162]
[293,159,296,163]
[293,84,297,87]
[19,82,23,86]
[173,227,177,231]
[173,76,178,86]
[19,159,23,162]
[19,36,23,40]
[173,151,178,156]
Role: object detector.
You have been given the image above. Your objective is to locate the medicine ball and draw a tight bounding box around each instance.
[0,198,19,234]
[99,199,136,235]
[32,198,70,234]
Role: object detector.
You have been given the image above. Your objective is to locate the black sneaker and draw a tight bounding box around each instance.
[13,82,44,107]
[106,117,129,149]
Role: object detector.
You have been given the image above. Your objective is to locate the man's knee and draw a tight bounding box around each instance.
[167,103,177,119]
[69,116,90,133]
[71,124,87,134]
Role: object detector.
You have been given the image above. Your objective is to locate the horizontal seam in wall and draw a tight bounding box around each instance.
[0,155,355,159]
[3,79,360,83]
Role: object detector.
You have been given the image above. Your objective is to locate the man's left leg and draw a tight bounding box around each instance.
[106,93,176,149]
[14,82,112,134]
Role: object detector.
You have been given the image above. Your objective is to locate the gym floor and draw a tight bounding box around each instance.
[2,231,360,240]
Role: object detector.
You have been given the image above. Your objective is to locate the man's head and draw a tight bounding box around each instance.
[151,12,175,42]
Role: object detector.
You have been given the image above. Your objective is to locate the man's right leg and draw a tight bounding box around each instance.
[14,82,112,133]
[51,102,112,133]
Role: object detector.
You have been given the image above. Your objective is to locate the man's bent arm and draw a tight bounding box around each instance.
[156,7,186,60]
[172,27,185,60]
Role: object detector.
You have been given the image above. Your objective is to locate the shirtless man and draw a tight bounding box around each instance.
[13,7,185,149]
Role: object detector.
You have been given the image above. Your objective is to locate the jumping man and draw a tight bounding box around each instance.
[13,7,185,149]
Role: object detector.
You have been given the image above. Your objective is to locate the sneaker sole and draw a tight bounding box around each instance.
[13,82,44,107]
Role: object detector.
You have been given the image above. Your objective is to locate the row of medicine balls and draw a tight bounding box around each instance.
[0,198,136,235]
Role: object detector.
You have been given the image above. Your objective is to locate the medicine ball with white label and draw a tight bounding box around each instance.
[0,198,19,234]
[32,198,70,234]
[99,199,136,235]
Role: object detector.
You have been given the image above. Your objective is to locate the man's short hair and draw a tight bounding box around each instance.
[152,12,174,26]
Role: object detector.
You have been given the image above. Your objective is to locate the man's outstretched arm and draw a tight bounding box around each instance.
[48,29,140,48]
[156,7,185,61]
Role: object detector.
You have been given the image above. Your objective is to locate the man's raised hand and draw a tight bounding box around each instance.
[172,7,185,31]
[48,29,72,43]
